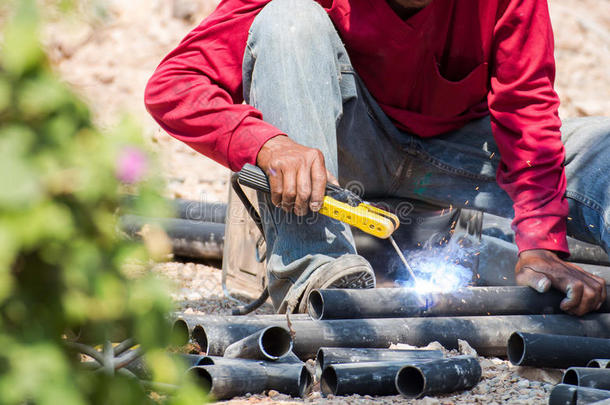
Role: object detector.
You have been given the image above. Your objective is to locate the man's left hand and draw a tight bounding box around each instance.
[515,249,607,316]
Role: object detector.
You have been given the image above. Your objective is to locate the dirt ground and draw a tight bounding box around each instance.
[44,1,610,403]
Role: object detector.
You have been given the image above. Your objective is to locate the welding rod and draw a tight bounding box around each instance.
[507,332,610,369]
[588,359,610,369]
[315,347,444,379]
[563,367,610,391]
[395,356,482,399]
[223,326,293,361]
[193,314,610,358]
[549,384,610,405]
[307,286,610,320]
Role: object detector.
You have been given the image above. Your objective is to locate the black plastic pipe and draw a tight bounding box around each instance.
[563,367,610,390]
[177,354,209,368]
[588,360,610,369]
[223,326,293,361]
[315,347,443,379]
[549,384,610,405]
[473,236,610,286]
[194,314,610,358]
[320,361,414,396]
[307,286,610,320]
[395,356,481,399]
[170,313,310,346]
[507,332,610,368]
[121,196,227,224]
[189,364,267,399]
[188,361,312,398]
[120,215,225,259]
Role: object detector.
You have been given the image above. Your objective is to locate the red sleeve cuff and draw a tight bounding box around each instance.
[226,116,286,172]
[514,215,569,256]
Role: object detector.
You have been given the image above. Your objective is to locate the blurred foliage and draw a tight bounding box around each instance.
[0,1,206,404]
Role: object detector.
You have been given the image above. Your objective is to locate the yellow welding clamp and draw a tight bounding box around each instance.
[233,164,400,239]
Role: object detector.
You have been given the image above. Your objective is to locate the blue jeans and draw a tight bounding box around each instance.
[242,0,610,311]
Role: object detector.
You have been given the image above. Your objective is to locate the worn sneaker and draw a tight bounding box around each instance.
[296,254,375,313]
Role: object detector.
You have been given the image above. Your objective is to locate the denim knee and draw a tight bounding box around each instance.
[247,0,334,51]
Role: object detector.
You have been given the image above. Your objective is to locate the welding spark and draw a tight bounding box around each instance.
[395,234,477,296]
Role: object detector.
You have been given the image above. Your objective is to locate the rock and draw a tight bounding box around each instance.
[417,397,440,405]
[458,339,478,356]
[267,390,279,397]
[517,380,530,388]
[515,366,563,384]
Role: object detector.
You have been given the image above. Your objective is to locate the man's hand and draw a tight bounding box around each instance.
[515,249,607,316]
[256,135,336,216]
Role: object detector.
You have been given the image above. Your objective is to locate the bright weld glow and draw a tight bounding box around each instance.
[395,235,476,296]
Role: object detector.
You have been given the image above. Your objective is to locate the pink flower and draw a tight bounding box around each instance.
[116,147,148,184]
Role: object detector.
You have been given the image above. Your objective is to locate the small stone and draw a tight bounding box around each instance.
[245,393,251,398]
[517,380,530,388]
[418,397,440,405]
[458,339,478,356]
[267,390,279,397]
[309,391,321,399]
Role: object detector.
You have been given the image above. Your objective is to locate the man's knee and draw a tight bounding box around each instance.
[249,0,333,48]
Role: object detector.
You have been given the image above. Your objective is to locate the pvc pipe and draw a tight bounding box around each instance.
[194,314,610,358]
[395,356,481,399]
[188,364,267,399]
[588,360,610,369]
[315,347,443,379]
[188,360,312,398]
[170,313,310,346]
[320,361,412,396]
[121,196,227,224]
[120,215,224,259]
[549,384,610,405]
[507,332,610,368]
[223,326,293,361]
[307,286,610,320]
[563,367,610,390]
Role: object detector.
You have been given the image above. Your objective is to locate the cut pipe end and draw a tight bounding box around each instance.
[506,332,526,366]
[171,320,190,346]
[298,366,313,397]
[315,348,325,379]
[395,366,425,398]
[261,326,293,359]
[192,325,210,354]
[198,356,215,366]
[307,290,325,320]
[320,366,338,396]
[188,366,212,394]
[587,359,610,368]
[562,368,579,385]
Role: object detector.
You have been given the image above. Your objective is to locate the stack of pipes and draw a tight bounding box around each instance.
[507,332,610,405]
[172,284,610,400]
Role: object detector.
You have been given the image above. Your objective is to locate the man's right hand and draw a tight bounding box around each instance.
[256,135,335,216]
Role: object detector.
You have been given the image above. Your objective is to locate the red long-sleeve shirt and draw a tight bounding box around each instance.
[145,0,569,254]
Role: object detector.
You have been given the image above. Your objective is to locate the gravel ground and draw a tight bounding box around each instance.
[45,0,610,403]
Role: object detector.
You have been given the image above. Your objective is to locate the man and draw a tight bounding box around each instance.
[145,0,609,314]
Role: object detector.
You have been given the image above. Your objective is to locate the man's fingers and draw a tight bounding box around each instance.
[560,282,584,313]
[515,266,552,293]
[268,165,283,207]
[326,170,339,187]
[280,166,297,212]
[294,166,311,216]
[310,157,327,212]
